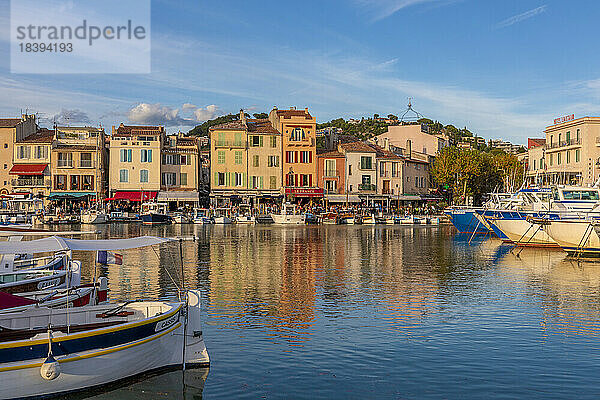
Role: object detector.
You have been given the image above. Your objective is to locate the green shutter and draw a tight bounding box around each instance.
[260,176,264,189]
[259,136,264,147]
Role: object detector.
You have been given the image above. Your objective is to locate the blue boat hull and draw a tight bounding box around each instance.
[445,209,490,234]
[141,213,171,225]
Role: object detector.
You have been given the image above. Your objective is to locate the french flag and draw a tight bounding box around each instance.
[97,250,123,265]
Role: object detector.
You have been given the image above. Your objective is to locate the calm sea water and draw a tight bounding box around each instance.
[61,224,600,399]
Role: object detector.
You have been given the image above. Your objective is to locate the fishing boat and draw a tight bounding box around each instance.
[192,208,213,224]
[213,208,233,224]
[541,218,600,255]
[338,213,355,225]
[108,211,140,222]
[361,215,376,225]
[235,215,256,224]
[172,212,191,224]
[0,255,80,295]
[141,202,172,225]
[81,209,108,224]
[0,235,209,399]
[270,203,305,225]
[321,212,338,225]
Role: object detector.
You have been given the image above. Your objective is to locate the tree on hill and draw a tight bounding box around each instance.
[188,114,238,136]
[253,113,268,119]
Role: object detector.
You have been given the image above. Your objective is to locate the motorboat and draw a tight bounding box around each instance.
[398,215,415,225]
[81,209,108,224]
[141,202,172,225]
[361,215,376,225]
[172,212,191,224]
[235,215,256,224]
[0,290,209,399]
[270,203,305,225]
[213,208,233,224]
[192,208,213,224]
[338,213,355,225]
[542,218,600,255]
[255,215,274,224]
[321,212,338,225]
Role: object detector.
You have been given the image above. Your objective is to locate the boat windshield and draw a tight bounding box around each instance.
[561,190,600,200]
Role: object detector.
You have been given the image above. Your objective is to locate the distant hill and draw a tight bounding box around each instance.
[188,114,239,136]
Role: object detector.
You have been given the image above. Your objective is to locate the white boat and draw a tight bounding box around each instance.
[490,217,558,247]
[172,212,191,224]
[542,219,600,255]
[236,215,256,224]
[361,215,376,225]
[270,203,305,225]
[81,209,108,224]
[213,208,233,224]
[427,216,441,225]
[0,291,209,399]
[192,208,213,224]
[398,216,415,225]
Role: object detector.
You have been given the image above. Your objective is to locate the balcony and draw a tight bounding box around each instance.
[358,183,376,192]
[12,178,50,187]
[547,138,581,149]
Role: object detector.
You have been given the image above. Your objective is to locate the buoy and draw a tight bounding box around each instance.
[40,354,61,380]
[40,329,60,380]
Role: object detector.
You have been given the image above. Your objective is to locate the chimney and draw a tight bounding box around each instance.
[240,109,246,126]
[290,106,296,110]
[305,107,309,113]
[406,139,412,159]
[384,137,390,151]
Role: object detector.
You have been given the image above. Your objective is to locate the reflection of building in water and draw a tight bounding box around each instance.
[496,247,600,336]
[104,248,162,301]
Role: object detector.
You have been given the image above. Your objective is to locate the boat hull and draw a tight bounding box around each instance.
[141,213,171,225]
[445,208,490,234]
[544,219,600,255]
[491,218,558,246]
[270,214,305,224]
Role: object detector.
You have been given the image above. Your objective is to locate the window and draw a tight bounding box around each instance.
[34,146,47,159]
[576,149,581,162]
[218,172,225,186]
[362,175,371,185]
[348,164,352,175]
[140,169,149,183]
[392,162,398,177]
[141,149,152,163]
[285,151,295,163]
[540,157,544,168]
[567,151,571,164]
[251,176,263,189]
[268,155,279,167]
[119,169,129,182]
[180,173,188,186]
[235,151,242,165]
[300,174,311,187]
[533,159,537,170]
[325,180,337,193]
[120,149,132,162]
[300,151,312,163]
[251,136,263,147]
[17,146,30,159]
[3,144,6,148]
[253,155,259,167]
[180,155,190,165]
[162,172,177,186]
[324,159,336,177]
[58,152,73,167]
[550,154,553,166]
[290,128,305,141]
[82,175,94,190]
[558,133,562,143]
[80,152,92,168]
[360,156,372,170]
[217,151,225,164]
[234,173,243,187]
[270,176,276,189]
[70,175,80,190]
[566,131,571,143]
[270,136,277,148]
[234,132,242,147]
[2,164,5,169]
[54,175,67,190]
[558,152,562,165]
[577,129,580,142]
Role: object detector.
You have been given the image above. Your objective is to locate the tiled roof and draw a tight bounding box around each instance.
[209,120,246,131]
[276,109,313,119]
[54,144,97,151]
[340,141,376,153]
[317,150,345,158]
[0,119,23,128]
[528,138,545,149]
[116,125,163,135]
[18,129,54,143]
[247,119,279,134]
[369,144,402,160]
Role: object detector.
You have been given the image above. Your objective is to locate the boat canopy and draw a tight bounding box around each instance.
[0,236,172,254]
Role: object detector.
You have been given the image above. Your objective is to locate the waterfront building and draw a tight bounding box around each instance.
[400,150,431,196]
[11,127,53,199]
[317,149,348,204]
[488,139,524,154]
[0,114,37,194]
[50,126,106,204]
[109,124,164,202]
[372,123,449,157]
[247,117,283,199]
[338,142,377,195]
[371,143,403,197]
[159,133,201,207]
[525,138,546,186]
[269,107,321,201]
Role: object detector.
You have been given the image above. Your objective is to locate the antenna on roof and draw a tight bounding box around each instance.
[399,98,423,123]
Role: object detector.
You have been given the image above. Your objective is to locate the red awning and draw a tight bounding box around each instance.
[9,164,47,175]
[109,191,158,202]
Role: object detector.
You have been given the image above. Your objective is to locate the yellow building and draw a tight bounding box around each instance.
[0,115,37,194]
[11,128,53,199]
[50,126,106,203]
[247,118,282,197]
[109,124,164,202]
[268,107,320,200]
[158,133,201,207]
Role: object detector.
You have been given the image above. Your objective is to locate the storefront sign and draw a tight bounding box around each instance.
[553,114,574,125]
[285,188,324,197]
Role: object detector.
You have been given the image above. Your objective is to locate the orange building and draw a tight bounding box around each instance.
[317,149,345,195]
[268,107,321,200]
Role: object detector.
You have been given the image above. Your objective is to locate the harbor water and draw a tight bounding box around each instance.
[66,224,600,399]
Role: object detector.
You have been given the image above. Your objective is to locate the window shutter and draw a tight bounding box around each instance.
[309,174,313,187]
[260,176,264,189]
[295,151,298,163]
[259,136,264,147]
[309,151,313,163]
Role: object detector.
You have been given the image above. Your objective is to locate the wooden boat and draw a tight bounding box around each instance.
[321,212,338,225]
[81,209,108,224]
[0,291,209,399]
[141,202,172,225]
[339,213,355,225]
[0,262,80,294]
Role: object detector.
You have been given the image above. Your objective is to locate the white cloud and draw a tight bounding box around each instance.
[354,0,451,21]
[51,108,92,125]
[495,5,547,29]
[126,103,221,126]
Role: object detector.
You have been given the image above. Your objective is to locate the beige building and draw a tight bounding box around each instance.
[269,107,319,199]
[542,117,600,186]
[51,126,106,202]
[372,144,403,196]
[247,118,282,196]
[526,139,546,186]
[109,124,164,201]
[159,133,201,207]
[372,123,449,157]
[0,115,37,194]
[11,128,53,199]
[339,142,377,194]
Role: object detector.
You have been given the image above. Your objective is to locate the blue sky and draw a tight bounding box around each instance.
[0,0,599,144]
